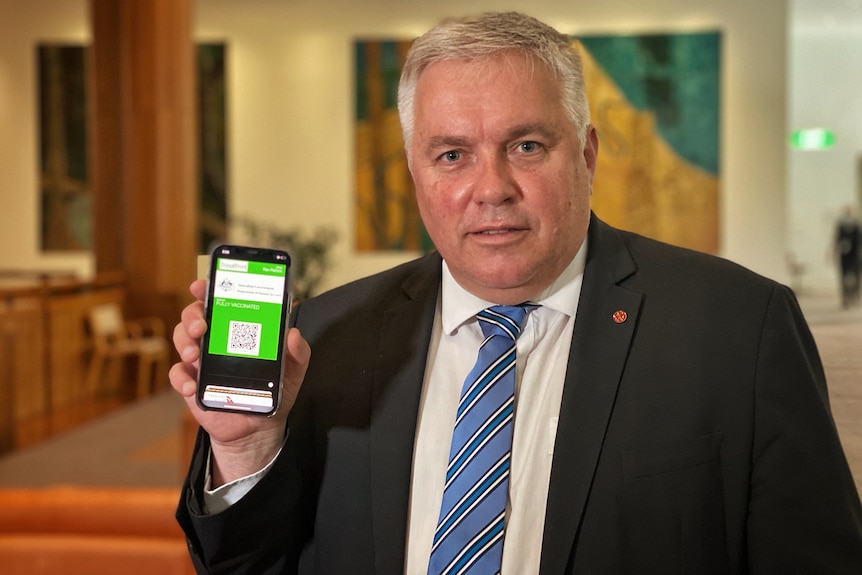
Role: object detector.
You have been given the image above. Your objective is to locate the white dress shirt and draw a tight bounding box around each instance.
[405,242,586,574]
[204,240,587,575]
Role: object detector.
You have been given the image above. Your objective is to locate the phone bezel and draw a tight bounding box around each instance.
[196,244,291,417]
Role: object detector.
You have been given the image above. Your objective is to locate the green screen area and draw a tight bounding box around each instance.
[207,257,286,361]
[208,299,282,360]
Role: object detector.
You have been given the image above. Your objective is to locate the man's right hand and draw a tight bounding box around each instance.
[169,279,311,487]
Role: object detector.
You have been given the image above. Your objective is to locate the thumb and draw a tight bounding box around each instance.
[281,327,311,412]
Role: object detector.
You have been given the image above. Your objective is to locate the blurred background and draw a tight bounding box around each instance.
[0,0,860,572]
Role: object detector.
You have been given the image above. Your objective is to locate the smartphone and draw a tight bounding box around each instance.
[196,245,292,416]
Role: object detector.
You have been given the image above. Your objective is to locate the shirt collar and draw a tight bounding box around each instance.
[440,237,588,336]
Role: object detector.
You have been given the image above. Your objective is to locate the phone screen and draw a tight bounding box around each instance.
[197,245,291,415]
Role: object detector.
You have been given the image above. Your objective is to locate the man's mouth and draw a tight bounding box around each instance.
[478,228,517,235]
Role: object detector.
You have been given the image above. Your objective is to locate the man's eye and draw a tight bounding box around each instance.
[441,150,461,162]
[518,141,541,153]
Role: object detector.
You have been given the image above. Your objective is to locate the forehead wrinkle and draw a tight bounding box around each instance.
[505,122,560,143]
[413,52,567,157]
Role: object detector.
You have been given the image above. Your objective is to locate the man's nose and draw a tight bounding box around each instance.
[472,154,516,205]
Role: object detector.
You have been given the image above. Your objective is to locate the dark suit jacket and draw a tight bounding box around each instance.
[177,215,862,574]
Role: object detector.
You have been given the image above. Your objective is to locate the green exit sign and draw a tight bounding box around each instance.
[790,128,836,150]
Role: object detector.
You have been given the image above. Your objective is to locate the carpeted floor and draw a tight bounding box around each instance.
[803,294,862,496]
[0,391,190,487]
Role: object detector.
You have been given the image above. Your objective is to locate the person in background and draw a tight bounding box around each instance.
[170,11,862,574]
[836,204,861,308]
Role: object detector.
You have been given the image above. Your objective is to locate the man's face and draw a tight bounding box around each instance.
[408,52,598,304]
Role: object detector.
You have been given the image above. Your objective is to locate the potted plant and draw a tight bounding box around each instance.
[231,217,339,301]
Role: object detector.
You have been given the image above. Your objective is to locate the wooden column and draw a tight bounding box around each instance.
[89,0,198,333]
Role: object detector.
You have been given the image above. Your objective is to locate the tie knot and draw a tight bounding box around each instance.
[477,304,538,341]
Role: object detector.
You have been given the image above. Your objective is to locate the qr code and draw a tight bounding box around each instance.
[227,321,261,356]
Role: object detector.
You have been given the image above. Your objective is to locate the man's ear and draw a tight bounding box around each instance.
[583,124,599,187]
[405,145,414,175]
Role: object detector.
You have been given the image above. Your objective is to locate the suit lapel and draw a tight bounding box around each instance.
[368,254,442,574]
[540,216,642,574]
[357,221,641,573]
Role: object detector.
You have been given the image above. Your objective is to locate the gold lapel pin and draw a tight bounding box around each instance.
[612,310,628,324]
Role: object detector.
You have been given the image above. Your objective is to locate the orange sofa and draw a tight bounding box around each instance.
[0,486,194,575]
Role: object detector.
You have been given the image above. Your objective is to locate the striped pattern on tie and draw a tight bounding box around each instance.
[428,304,536,575]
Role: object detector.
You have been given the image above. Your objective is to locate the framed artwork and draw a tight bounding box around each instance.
[578,32,721,254]
[354,39,431,252]
[39,45,89,251]
[197,43,228,253]
[37,43,227,253]
[353,32,721,255]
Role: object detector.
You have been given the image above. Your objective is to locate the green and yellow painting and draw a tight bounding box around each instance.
[579,32,721,254]
[354,40,430,252]
[354,33,721,254]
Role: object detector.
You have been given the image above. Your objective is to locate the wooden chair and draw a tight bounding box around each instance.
[86,303,169,398]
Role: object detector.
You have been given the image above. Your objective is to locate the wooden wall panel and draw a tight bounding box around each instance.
[89,0,198,346]
[0,290,47,424]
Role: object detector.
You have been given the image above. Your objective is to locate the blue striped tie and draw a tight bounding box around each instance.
[428,304,537,575]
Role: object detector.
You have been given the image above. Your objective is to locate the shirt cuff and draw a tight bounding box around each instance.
[202,444,284,515]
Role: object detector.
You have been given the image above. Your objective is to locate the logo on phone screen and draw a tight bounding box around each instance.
[208,258,287,361]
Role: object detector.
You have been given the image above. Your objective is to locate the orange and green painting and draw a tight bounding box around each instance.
[354,33,721,254]
[354,40,431,252]
[579,33,721,254]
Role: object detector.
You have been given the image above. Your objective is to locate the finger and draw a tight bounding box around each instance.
[180,299,207,340]
[189,278,207,301]
[169,361,198,398]
[174,297,205,361]
[173,321,201,363]
[183,279,208,338]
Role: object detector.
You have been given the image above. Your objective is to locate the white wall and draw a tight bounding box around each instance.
[788,4,862,293]
[196,0,791,289]
[0,0,792,291]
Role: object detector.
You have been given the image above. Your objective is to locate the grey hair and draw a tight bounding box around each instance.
[397,12,591,156]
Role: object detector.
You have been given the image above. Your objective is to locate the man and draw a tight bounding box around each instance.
[836,204,861,308]
[170,12,862,574]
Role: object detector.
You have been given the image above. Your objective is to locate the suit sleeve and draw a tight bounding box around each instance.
[747,284,862,572]
[175,426,314,574]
